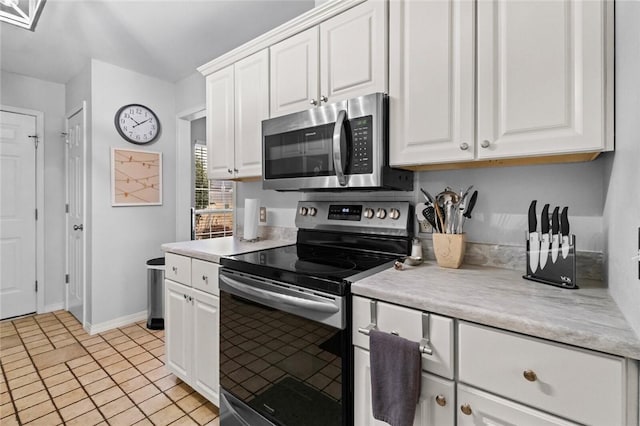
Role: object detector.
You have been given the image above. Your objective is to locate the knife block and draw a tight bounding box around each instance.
[523,233,577,289]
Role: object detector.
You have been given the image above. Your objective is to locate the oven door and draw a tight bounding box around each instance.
[219,269,351,426]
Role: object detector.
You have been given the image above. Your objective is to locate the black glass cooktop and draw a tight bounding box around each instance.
[220,244,401,295]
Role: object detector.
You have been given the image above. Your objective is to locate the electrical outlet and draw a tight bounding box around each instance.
[259,207,267,223]
[418,220,432,234]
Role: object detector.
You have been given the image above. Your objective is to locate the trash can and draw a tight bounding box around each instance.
[146,257,165,330]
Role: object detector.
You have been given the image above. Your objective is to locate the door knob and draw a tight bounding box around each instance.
[459,143,469,151]
[227,168,232,174]
[320,95,328,103]
[310,99,318,106]
[481,140,491,148]
[73,224,84,231]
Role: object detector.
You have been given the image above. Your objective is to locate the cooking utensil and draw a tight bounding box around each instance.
[561,206,570,259]
[551,206,560,263]
[462,190,477,219]
[437,190,460,234]
[539,204,550,270]
[528,200,539,273]
[420,188,435,204]
[422,206,439,231]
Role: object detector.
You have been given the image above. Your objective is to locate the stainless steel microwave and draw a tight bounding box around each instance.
[262,92,413,191]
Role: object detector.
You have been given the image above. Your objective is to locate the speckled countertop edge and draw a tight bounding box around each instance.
[161,237,295,264]
[352,261,640,360]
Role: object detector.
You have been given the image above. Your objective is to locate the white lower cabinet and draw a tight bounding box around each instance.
[165,269,220,406]
[354,347,455,426]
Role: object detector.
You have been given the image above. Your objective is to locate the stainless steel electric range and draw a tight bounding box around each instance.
[218,200,412,426]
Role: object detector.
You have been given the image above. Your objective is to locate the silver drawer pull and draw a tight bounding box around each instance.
[172,266,177,273]
[202,275,208,284]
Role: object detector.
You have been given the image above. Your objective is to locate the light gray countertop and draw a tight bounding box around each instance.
[161,237,294,264]
[352,261,640,360]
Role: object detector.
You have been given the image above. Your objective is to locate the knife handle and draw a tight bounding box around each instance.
[560,206,569,236]
[551,206,560,234]
[528,200,537,233]
[541,204,550,234]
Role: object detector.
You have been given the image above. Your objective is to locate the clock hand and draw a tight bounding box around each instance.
[133,118,152,128]
[129,117,141,126]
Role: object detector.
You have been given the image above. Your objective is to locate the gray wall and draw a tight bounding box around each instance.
[1,71,67,310]
[175,72,205,114]
[605,2,640,336]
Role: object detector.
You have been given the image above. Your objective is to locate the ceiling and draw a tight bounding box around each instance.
[0,0,316,84]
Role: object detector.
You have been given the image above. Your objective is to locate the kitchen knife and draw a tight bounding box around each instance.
[457,190,478,233]
[420,188,435,204]
[551,206,560,263]
[528,200,539,274]
[539,204,550,270]
[561,206,570,259]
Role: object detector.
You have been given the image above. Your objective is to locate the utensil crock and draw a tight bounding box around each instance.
[432,233,466,269]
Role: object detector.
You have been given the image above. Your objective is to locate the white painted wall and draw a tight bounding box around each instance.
[605,2,640,335]
[0,71,67,310]
[89,59,176,326]
[66,62,92,321]
[175,72,205,113]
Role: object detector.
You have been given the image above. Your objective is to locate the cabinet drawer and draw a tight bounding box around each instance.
[457,383,577,426]
[165,253,191,286]
[458,322,625,425]
[191,259,220,296]
[353,296,454,379]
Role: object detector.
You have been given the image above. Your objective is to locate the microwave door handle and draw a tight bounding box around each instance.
[332,109,347,186]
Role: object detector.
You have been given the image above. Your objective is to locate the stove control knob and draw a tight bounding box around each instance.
[308,207,317,216]
[299,207,308,216]
[376,208,387,219]
[389,208,401,220]
[364,208,375,219]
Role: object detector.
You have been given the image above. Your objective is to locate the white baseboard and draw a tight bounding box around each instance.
[43,303,64,313]
[86,310,148,335]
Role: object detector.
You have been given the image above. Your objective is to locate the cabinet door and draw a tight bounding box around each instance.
[320,0,387,105]
[389,0,475,166]
[165,280,191,382]
[234,49,269,178]
[476,0,608,159]
[270,27,319,118]
[206,66,235,180]
[191,289,220,406]
[457,384,577,426]
[354,347,455,426]
[191,259,220,296]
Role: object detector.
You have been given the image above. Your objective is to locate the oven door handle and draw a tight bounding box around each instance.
[220,275,340,314]
[332,109,348,186]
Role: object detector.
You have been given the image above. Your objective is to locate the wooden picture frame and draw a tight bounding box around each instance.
[111,147,162,206]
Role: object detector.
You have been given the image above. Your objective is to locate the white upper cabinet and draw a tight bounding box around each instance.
[269,1,387,117]
[206,50,268,180]
[270,27,319,118]
[320,0,387,105]
[234,49,269,178]
[389,0,475,166]
[206,65,235,180]
[476,0,611,159]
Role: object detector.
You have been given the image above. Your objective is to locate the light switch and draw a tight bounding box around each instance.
[260,207,267,223]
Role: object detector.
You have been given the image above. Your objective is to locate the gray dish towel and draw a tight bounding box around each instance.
[369,329,421,426]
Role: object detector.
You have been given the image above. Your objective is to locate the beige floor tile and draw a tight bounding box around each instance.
[190,402,219,424]
[66,354,93,368]
[128,351,153,365]
[78,368,108,386]
[129,383,160,404]
[71,360,101,376]
[11,380,45,400]
[204,417,220,426]
[48,332,73,343]
[97,353,125,368]
[31,343,87,370]
[28,344,55,356]
[0,390,10,405]
[14,389,49,411]
[120,374,150,394]
[65,408,105,426]
[2,415,19,426]
[113,340,138,352]
[1,348,28,363]
[133,419,153,426]
[5,364,37,380]
[104,359,133,375]
[38,364,68,379]
[145,365,171,382]
[54,338,79,348]
[80,336,105,348]
[23,410,63,425]
[164,383,194,402]
[3,357,32,372]
[142,338,164,351]
[91,385,125,407]
[109,335,131,346]
[85,342,110,354]
[107,406,145,426]
[1,401,16,418]
[43,370,74,388]
[111,367,141,385]
[149,403,185,426]
[138,392,172,416]
[136,334,157,345]
[17,400,56,424]
[84,377,116,395]
[176,392,207,413]
[53,387,88,409]
[169,415,200,426]
[137,358,163,373]
[91,347,117,360]
[59,397,96,421]
[7,372,40,390]
[98,395,134,419]
[154,374,181,392]
[149,346,165,357]
[120,345,146,359]
[48,379,81,397]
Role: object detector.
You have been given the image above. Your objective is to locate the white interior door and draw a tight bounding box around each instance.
[0,111,37,319]
[66,107,85,323]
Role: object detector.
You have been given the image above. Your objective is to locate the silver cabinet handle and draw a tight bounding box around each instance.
[481,140,491,148]
[183,294,187,300]
[73,224,84,231]
[172,266,178,273]
[310,99,318,106]
[220,275,339,313]
[459,143,469,151]
[202,275,208,284]
[332,110,348,187]
[227,168,232,174]
[320,95,328,103]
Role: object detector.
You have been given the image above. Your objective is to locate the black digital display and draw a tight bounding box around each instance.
[328,205,362,221]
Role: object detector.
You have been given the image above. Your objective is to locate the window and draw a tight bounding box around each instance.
[193,143,233,239]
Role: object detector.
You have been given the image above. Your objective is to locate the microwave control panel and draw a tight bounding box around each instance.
[349,115,373,174]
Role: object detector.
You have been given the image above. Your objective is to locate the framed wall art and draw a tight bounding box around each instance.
[111,147,162,206]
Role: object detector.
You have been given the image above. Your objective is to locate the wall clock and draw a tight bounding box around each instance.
[114,104,161,144]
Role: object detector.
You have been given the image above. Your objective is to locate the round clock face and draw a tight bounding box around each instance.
[114,104,160,144]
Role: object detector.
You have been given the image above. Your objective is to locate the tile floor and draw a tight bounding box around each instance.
[0,310,219,425]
